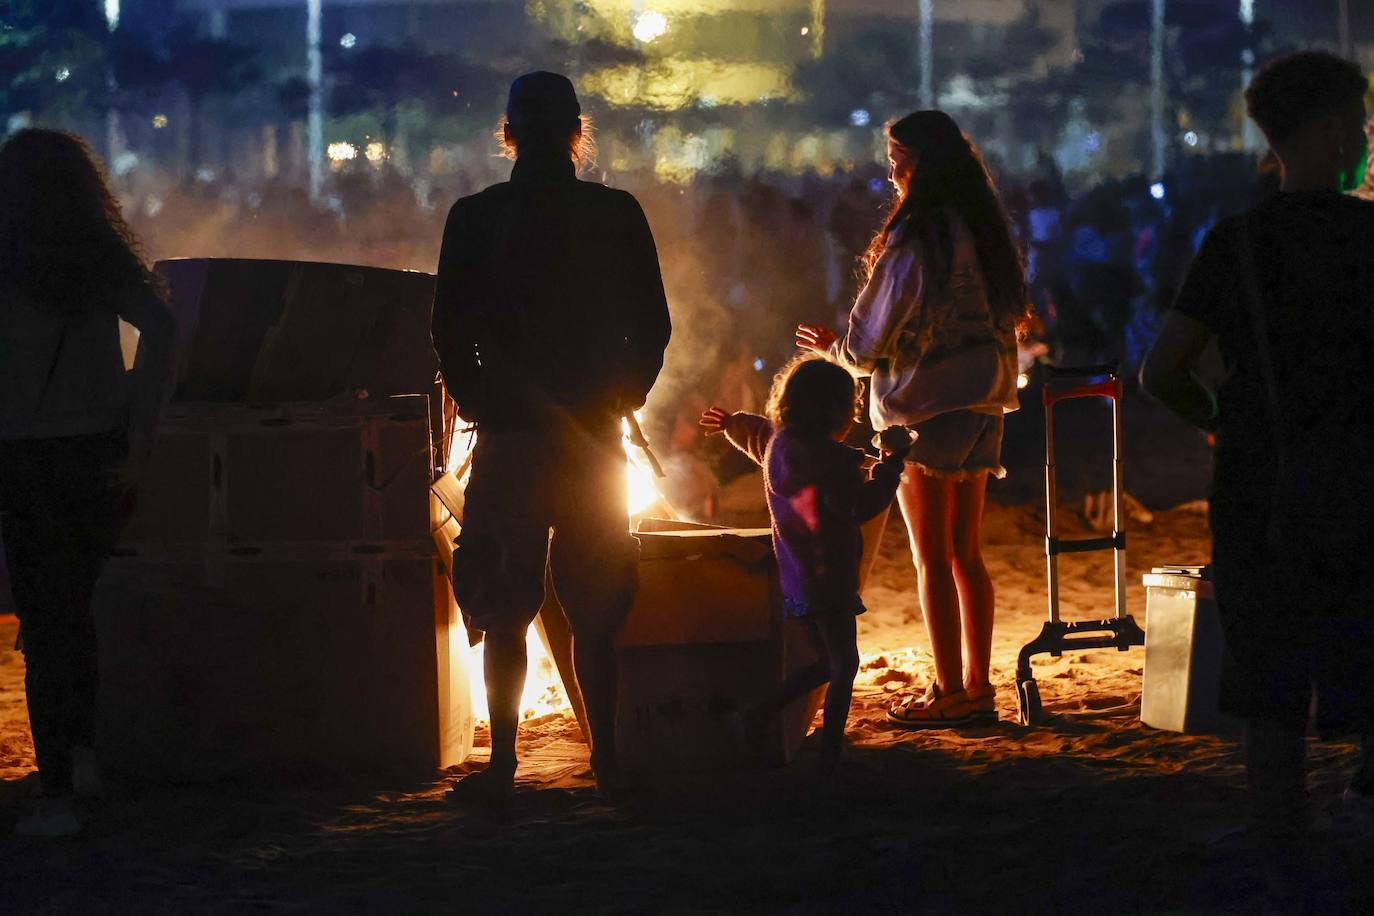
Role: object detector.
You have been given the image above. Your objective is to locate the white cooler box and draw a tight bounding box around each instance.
[1141,566,1225,734]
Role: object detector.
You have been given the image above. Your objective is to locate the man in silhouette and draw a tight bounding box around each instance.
[1143,51,1374,881]
[432,72,670,799]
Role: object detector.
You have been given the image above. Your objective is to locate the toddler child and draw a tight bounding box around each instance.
[700,355,909,759]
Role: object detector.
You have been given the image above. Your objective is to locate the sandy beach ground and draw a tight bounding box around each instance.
[0,492,1369,914]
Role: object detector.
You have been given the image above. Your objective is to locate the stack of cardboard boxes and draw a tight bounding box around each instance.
[95,259,473,780]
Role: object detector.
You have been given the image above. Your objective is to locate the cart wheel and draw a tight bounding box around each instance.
[1017,679,1042,726]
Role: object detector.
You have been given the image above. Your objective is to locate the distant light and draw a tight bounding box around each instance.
[112,151,139,176]
[364,141,385,163]
[753,358,764,372]
[195,167,216,183]
[1240,0,1255,26]
[339,33,357,49]
[850,108,871,127]
[867,178,886,195]
[801,26,810,36]
[327,141,358,162]
[143,194,163,218]
[632,11,668,43]
[1183,131,1199,147]
[1241,48,1255,66]
[1017,372,1030,390]
[55,66,70,82]
[104,0,119,31]
[151,113,168,129]
[1083,131,1101,152]
[1150,181,1166,200]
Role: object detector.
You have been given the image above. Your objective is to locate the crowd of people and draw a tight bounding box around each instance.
[110,111,1281,525]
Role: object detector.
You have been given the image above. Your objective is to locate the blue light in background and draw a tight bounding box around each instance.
[1149,182,1166,200]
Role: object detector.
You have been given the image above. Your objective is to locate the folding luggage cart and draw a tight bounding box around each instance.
[1015,364,1145,725]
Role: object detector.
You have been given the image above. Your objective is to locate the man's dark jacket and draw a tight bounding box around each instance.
[431,155,671,429]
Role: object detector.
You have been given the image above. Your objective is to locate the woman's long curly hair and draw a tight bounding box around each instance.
[862,110,1029,331]
[0,129,155,315]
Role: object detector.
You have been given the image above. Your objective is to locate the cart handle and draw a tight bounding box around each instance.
[1043,376,1123,407]
[1045,363,1118,380]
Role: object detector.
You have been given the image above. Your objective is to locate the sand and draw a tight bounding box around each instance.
[0,500,1369,914]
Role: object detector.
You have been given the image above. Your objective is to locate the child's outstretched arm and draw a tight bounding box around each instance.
[700,407,772,467]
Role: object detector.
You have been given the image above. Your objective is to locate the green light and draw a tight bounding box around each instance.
[1340,141,1368,192]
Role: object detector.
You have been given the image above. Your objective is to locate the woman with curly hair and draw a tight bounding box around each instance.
[798,110,1028,728]
[0,129,177,836]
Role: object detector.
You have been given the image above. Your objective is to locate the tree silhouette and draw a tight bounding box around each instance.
[0,1,109,127]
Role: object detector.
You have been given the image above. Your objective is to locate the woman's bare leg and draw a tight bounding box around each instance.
[950,473,994,692]
[896,470,963,694]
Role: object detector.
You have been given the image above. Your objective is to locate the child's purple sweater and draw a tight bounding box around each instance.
[722,412,903,615]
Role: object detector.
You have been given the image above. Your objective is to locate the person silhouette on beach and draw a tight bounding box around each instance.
[1143,50,1374,876]
[432,72,671,801]
[0,130,177,836]
[701,355,909,761]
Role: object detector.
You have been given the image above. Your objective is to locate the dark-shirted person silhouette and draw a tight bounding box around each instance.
[0,130,177,837]
[432,73,671,801]
[1143,51,1374,886]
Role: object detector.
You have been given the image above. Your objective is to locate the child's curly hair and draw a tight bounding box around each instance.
[765,353,861,436]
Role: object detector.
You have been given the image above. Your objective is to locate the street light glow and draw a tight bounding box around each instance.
[632,11,668,43]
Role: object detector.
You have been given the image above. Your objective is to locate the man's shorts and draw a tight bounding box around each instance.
[1211,498,1374,739]
[451,413,639,638]
[904,409,1006,480]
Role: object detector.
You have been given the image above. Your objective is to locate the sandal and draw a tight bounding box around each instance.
[887,683,974,729]
[964,683,998,722]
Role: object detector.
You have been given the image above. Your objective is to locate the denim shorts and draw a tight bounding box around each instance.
[904,409,1006,480]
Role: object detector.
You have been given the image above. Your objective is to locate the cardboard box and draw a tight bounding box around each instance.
[96,393,470,781]
[119,397,432,549]
[614,526,821,772]
[154,258,437,405]
[94,544,472,779]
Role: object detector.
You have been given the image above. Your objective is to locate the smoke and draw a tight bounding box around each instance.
[126,163,891,471]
